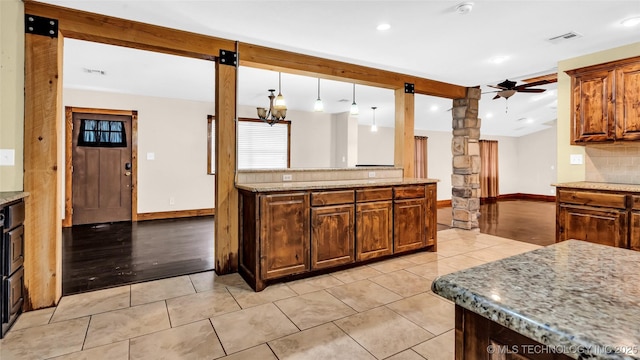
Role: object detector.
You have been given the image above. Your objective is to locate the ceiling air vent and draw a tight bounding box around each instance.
[547,31,583,44]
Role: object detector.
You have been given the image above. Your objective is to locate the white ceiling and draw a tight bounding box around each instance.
[51,0,640,136]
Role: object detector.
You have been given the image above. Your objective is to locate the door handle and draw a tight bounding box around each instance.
[125,162,132,170]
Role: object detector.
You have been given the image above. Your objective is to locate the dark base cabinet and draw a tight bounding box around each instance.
[455,306,572,360]
[1,199,26,338]
[238,183,436,291]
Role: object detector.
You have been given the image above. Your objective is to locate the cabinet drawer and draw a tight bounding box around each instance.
[4,201,24,230]
[558,190,626,209]
[311,190,354,206]
[356,188,392,202]
[4,267,24,327]
[632,196,640,211]
[3,225,24,276]
[394,186,425,200]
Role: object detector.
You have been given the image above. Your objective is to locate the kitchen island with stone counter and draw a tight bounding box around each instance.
[236,169,438,291]
[432,240,640,360]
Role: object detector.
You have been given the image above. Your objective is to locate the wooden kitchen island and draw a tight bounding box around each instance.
[432,240,640,360]
[236,177,437,291]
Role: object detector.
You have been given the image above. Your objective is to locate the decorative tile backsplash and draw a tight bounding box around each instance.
[236,167,404,184]
[585,143,640,184]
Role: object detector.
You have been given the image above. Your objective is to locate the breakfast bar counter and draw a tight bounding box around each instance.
[237,177,438,291]
[432,240,640,360]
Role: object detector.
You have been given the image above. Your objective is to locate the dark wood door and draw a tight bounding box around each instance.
[72,113,132,225]
[571,69,615,143]
[259,193,309,280]
[394,198,426,253]
[356,201,393,261]
[311,204,354,270]
[557,204,627,248]
[615,61,640,140]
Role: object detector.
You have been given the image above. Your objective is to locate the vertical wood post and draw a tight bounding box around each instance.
[214,52,239,274]
[23,31,63,310]
[394,86,415,177]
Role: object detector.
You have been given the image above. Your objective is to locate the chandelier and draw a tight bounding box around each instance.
[257,72,287,126]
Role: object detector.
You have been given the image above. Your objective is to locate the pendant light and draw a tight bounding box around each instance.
[371,106,378,132]
[350,83,359,115]
[274,72,286,109]
[314,78,324,112]
[256,72,287,126]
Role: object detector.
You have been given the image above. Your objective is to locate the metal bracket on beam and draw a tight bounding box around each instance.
[219,50,237,66]
[405,83,415,94]
[25,14,58,38]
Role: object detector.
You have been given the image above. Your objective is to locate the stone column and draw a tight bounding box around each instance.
[451,87,481,229]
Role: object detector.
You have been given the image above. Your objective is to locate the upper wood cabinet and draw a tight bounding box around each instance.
[567,57,640,144]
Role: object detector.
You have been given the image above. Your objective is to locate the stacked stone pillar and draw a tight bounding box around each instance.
[451,87,481,229]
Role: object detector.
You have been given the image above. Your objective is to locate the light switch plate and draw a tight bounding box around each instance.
[0,149,15,166]
[570,154,583,165]
[147,152,155,160]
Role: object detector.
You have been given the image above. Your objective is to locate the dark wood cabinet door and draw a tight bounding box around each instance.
[426,184,437,246]
[615,61,640,140]
[571,69,615,143]
[356,201,393,261]
[557,204,627,248]
[630,211,640,251]
[259,193,310,280]
[394,198,426,253]
[311,205,354,269]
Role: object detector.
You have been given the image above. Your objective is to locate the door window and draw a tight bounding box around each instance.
[78,119,127,147]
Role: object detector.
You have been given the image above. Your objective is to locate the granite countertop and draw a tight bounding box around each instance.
[432,240,640,360]
[237,166,401,173]
[0,191,29,207]
[236,178,438,192]
[553,181,640,193]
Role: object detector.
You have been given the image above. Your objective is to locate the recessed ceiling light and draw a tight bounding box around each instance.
[621,16,640,27]
[526,118,535,124]
[488,55,510,64]
[485,112,493,119]
[376,23,391,31]
[430,105,439,111]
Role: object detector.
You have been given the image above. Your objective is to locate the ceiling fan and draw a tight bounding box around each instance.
[484,78,555,100]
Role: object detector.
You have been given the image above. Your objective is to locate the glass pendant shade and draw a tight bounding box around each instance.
[371,106,378,132]
[274,72,286,110]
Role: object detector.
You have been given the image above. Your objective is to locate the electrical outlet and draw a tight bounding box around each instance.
[0,149,15,166]
[169,197,175,205]
[368,171,376,178]
[570,154,583,165]
[282,174,293,181]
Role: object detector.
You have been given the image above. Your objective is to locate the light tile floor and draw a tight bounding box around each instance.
[0,229,541,360]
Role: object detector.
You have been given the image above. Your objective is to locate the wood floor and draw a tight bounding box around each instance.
[62,217,215,295]
[437,200,556,246]
[62,200,555,295]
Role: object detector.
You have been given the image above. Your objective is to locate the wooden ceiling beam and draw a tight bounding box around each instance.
[25,1,467,99]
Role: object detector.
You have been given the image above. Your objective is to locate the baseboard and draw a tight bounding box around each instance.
[137,208,215,221]
[497,193,556,202]
[439,193,555,208]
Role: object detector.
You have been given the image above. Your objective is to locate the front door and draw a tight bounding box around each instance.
[72,112,133,225]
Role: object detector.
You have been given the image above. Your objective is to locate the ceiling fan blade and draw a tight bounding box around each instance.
[488,85,506,90]
[517,88,546,93]
[492,94,501,100]
[482,90,499,94]
[517,79,557,89]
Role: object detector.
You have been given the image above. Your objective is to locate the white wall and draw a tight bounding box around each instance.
[517,126,557,196]
[357,125,395,166]
[65,89,215,213]
[0,0,24,191]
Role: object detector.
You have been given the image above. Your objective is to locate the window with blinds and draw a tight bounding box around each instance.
[207,117,290,174]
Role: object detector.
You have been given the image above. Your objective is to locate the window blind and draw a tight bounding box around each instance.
[209,120,288,171]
